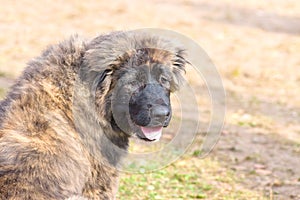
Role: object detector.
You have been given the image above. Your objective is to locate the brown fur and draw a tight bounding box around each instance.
[0,31,186,199]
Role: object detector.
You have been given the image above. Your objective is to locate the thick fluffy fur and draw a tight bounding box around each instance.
[0,31,186,199]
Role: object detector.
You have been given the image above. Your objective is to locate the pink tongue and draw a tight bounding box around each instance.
[140,126,163,140]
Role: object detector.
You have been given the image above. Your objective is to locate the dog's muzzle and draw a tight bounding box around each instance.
[129,83,172,141]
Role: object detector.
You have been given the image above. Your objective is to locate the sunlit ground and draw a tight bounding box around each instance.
[0,0,299,199]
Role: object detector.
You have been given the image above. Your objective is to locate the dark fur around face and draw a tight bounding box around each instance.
[0,31,187,199]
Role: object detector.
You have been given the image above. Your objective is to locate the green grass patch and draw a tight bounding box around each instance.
[117,155,267,200]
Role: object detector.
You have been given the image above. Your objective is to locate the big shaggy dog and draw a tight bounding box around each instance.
[0,31,187,199]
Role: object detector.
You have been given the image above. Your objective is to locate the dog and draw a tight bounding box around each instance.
[0,31,187,199]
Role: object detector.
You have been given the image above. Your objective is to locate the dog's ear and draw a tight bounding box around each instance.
[90,68,113,92]
[79,64,114,94]
[97,68,113,83]
[170,49,188,92]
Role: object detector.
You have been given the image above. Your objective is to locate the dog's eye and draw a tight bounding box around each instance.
[159,75,170,88]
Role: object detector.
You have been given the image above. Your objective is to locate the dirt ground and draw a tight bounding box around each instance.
[0,0,299,199]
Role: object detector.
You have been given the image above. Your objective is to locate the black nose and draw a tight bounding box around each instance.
[151,105,170,119]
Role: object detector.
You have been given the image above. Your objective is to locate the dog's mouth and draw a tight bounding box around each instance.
[136,126,163,142]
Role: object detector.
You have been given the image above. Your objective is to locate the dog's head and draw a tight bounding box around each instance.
[81,32,187,142]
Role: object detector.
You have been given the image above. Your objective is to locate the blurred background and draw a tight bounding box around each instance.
[0,0,299,199]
